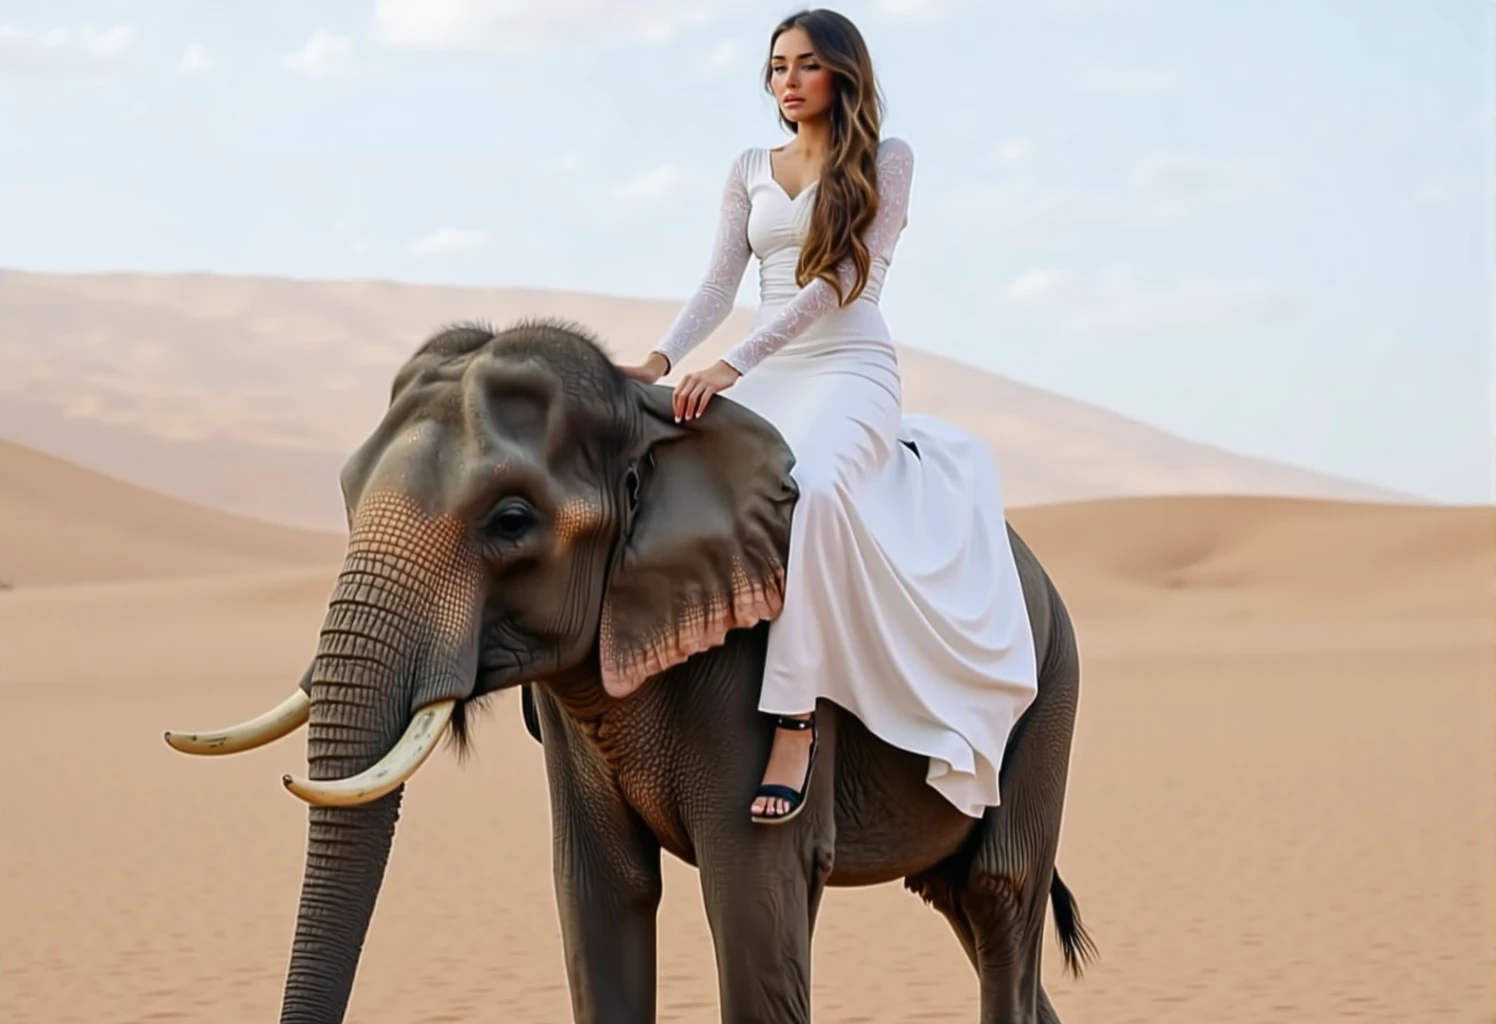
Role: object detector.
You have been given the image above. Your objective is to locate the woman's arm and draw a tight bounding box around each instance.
[651,151,754,373]
[718,137,915,375]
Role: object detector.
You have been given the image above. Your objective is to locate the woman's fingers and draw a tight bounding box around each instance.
[673,372,727,421]
[674,376,698,421]
[692,382,718,420]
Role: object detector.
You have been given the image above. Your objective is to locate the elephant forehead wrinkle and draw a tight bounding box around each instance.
[468,355,562,410]
[459,456,558,518]
[472,352,616,443]
[465,389,554,452]
[483,347,609,401]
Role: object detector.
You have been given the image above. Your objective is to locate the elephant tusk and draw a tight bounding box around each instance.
[281,699,456,807]
[164,689,311,756]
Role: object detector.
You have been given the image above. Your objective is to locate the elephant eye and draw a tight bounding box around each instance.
[624,466,641,511]
[485,498,536,542]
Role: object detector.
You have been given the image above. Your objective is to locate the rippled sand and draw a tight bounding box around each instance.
[1,448,1491,1022]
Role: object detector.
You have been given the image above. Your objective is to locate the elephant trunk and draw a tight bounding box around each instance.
[277,533,482,1024]
[280,794,403,1024]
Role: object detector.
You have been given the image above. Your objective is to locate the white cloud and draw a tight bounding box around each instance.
[1130,152,1284,218]
[371,0,726,51]
[877,0,1142,21]
[874,0,979,18]
[609,163,688,204]
[333,216,377,257]
[1002,267,1299,337]
[0,23,134,78]
[409,227,490,255]
[993,138,1035,166]
[1004,268,1070,301]
[697,40,738,73]
[948,149,1283,231]
[1041,0,1146,12]
[943,179,1115,230]
[1410,177,1454,208]
[1069,65,1183,95]
[174,42,216,77]
[281,31,363,79]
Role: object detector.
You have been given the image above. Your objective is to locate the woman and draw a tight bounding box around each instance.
[620,8,1038,825]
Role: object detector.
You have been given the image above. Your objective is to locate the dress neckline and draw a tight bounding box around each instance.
[765,147,819,203]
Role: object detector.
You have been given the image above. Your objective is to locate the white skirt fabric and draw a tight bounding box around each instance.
[724,331,1039,818]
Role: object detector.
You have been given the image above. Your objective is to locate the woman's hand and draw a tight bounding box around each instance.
[673,360,742,421]
[618,352,671,384]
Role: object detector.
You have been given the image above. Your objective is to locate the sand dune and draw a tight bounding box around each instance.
[1018,493,1493,617]
[0,451,1490,1023]
[0,440,343,587]
[0,268,1410,532]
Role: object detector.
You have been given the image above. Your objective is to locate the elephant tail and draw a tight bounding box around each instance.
[1049,868,1098,978]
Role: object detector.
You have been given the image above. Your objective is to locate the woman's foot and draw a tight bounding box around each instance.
[750,712,819,824]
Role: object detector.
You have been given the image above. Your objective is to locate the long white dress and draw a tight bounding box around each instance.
[652,138,1038,817]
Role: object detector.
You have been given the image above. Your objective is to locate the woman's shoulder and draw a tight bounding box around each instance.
[723,145,770,179]
[878,136,914,163]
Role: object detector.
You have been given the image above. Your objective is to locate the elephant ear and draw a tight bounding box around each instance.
[599,381,799,699]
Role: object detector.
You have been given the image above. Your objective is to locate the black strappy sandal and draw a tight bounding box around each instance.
[750,712,819,826]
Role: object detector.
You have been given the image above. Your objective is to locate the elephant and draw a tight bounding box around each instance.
[164,319,1096,1024]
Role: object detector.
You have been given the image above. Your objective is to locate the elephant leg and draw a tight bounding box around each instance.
[956,603,1088,1022]
[953,824,1055,1022]
[1038,985,1062,1024]
[691,707,839,1024]
[540,706,663,1023]
[695,827,834,1024]
[552,832,662,1024]
[927,896,1063,1024]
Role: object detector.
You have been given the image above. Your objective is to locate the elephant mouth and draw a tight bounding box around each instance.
[280,698,457,806]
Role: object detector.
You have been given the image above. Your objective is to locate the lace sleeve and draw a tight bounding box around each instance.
[651,151,753,371]
[720,137,915,376]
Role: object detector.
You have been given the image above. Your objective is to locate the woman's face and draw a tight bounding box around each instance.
[769,26,835,124]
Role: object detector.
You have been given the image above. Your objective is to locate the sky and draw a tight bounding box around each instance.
[1,0,1491,503]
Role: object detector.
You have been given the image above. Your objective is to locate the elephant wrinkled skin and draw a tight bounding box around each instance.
[165,320,1096,1023]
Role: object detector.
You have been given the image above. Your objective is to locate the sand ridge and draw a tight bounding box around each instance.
[0,268,1410,533]
[0,440,344,587]
[0,443,1491,1022]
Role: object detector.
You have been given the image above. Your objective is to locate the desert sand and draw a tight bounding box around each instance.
[1,442,1490,1023]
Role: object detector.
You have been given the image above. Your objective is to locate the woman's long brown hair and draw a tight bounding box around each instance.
[765,9,887,306]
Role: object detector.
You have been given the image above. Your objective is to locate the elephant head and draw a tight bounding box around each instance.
[163,320,798,1022]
